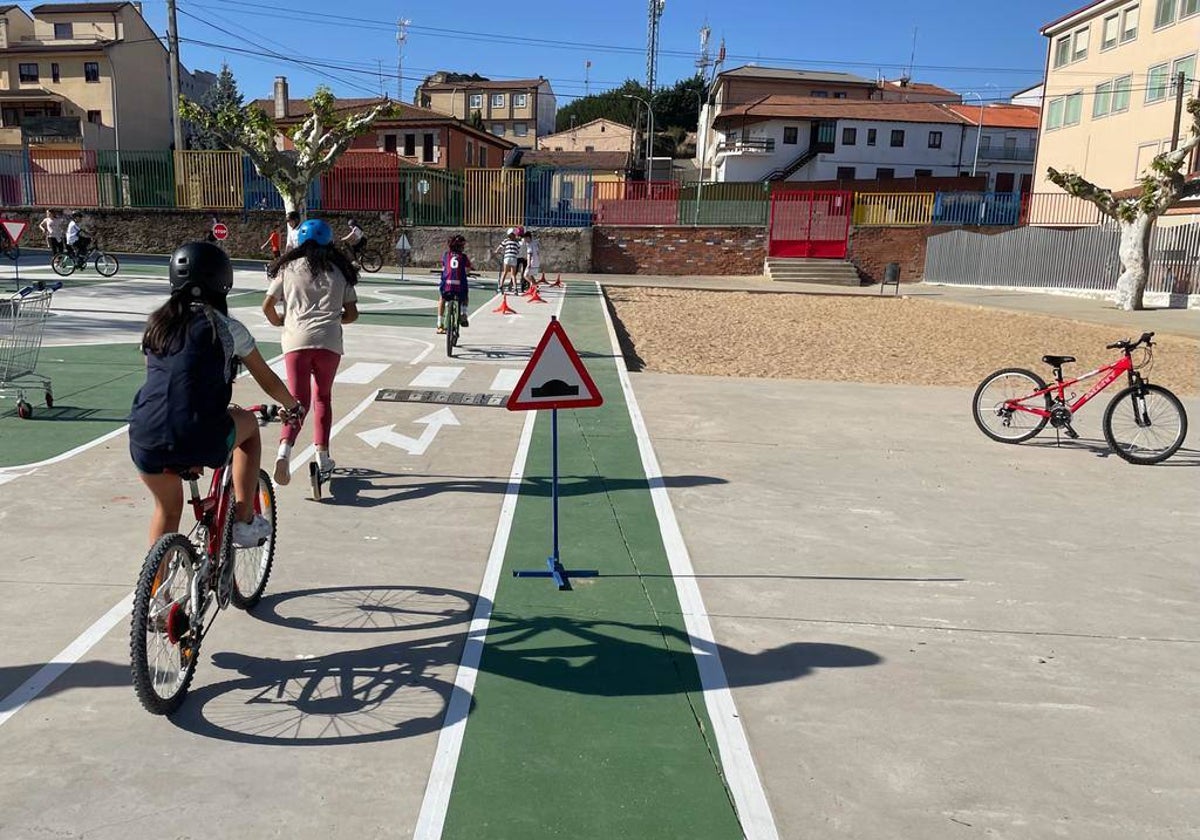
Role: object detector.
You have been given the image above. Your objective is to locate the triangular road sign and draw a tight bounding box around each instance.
[507,317,603,411]
[1,219,27,244]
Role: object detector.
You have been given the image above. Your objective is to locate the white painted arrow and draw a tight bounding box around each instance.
[356,407,460,455]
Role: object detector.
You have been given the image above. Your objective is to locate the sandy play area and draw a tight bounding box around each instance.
[604,288,1200,396]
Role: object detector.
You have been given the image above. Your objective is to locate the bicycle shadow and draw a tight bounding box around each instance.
[1024,436,1200,466]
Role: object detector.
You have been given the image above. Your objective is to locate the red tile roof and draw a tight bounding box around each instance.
[944,103,1041,129]
[518,150,629,170]
[881,80,960,98]
[31,2,130,12]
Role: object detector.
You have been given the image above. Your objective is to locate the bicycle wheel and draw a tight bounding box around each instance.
[445,301,457,357]
[232,469,277,608]
[359,249,382,273]
[130,533,203,715]
[972,368,1051,443]
[94,251,119,277]
[1102,384,1188,465]
[51,253,75,277]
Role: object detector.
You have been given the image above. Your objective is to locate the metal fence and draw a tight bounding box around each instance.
[1021,192,1104,227]
[933,192,1022,226]
[924,222,1200,296]
[463,168,525,227]
[852,192,935,227]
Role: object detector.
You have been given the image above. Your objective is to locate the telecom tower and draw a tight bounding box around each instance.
[696,24,712,78]
[396,17,410,102]
[645,0,665,94]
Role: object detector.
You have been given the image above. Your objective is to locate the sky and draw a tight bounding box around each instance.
[114,0,1071,105]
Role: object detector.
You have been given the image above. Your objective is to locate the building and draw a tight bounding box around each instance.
[0,1,185,151]
[1011,82,1046,106]
[1034,0,1199,196]
[513,149,629,184]
[877,78,962,103]
[537,118,632,153]
[709,97,1039,190]
[255,78,514,170]
[414,75,556,149]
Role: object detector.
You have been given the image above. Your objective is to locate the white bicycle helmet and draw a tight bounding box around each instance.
[505,227,515,236]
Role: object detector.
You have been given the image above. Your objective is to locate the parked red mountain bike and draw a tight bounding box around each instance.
[972,332,1188,465]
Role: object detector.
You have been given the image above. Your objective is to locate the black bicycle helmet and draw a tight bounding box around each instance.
[448,234,466,251]
[169,241,234,300]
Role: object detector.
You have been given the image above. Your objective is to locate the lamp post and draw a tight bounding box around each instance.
[623,93,653,179]
[965,90,984,178]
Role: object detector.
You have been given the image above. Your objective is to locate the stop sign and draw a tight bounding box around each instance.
[212,222,229,241]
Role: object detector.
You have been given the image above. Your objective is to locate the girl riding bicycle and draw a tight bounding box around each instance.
[437,234,471,335]
[128,242,301,548]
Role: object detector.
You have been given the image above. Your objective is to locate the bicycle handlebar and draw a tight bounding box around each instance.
[1106,331,1154,351]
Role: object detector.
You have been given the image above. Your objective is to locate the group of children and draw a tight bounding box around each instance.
[435,227,542,335]
[37,208,91,259]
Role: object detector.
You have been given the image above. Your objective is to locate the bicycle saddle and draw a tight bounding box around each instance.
[1042,355,1075,367]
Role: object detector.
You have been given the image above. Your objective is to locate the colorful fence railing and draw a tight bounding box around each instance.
[678,181,771,226]
[932,192,1023,227]
[463,168,525,227]
[1021,192,1105,227]
[399,168,463,226]
[175,150,243,210]
[852,192,936,227]
[525,167,594,227]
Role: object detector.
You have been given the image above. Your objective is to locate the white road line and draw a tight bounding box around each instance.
[287,388,380,475]
[335,362,391,384]
[597,281,780,840]
[408,366,464,389]
[0,594,133,728]
[413,285,565,840]
[488,369,522,393]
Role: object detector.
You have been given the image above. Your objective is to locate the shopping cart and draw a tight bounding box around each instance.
[0,282,62,419]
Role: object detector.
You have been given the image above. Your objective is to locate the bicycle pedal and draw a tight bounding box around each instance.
[1064,425,1080,440]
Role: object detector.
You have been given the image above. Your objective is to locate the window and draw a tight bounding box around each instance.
[1094,80,1114,117]
[53,22,72,39]
[513,93,527,108]
[783,126,798,145]
[1154,0,1177,27]
[928,130,942,149]
[890,129,905,147]
[980,135,992,149]
[1064,91,1083,125]
[383,134,397,153]
[1122,4,1140,40]
[876,167,895,179]
[1145,63,1170,102]
[479,147,487,167]
[403,133,415,156]
[84,62,100,82]
[833,91,847,99]
[513,122,528,137]
[810,90,830,98]
[1112,75,1133,111]
[86,110,102,124]
[1003,136,1017,151]
[584,144,594,151]
[914,168,932,177]
[1172,55,1197,94]
[468,93,483,109]
[835,166,856,180]
[18,63,38,83]
[1072,27,1089,61]
[842,127,857,145]
[1102,14,1120,49]
[866,128,877,146]
[1,108,18,127]
[490,93,505,108]
[1054,36,1072,67]
[51,63,60,83]
[491,123,505,136]
[1047,97,1065,129]
[422,133,434,163]
[1184,0,1199,17]
[466,141,474,165]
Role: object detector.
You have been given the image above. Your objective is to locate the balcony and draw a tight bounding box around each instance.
[978,146,1036,162]
[716,137,775,155]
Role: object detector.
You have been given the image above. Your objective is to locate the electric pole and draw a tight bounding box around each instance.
[396,17,410,102]
[1170,71,1185,151]
[167,0,183,151]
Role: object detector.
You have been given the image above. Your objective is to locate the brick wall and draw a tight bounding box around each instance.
[593,226,766,275]
[849,225,1019,284]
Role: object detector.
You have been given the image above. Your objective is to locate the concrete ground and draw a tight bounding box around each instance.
[634,372,1200,839]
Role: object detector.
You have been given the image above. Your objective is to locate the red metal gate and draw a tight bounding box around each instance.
[767,190,851,258]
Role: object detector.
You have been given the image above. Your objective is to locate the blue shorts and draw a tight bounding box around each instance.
[130,416,236,475]
[440,287,468,303]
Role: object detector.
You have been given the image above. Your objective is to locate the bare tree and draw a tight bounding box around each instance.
[1048,98,1199,310]
[179,86,394,216]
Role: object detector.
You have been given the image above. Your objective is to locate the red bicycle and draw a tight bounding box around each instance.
[130,455,279,715]
[972,331,1188,465]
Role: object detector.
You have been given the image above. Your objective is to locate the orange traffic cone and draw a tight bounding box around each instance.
[550,274,563,287]
[538,271,547,285]
[493,294,518,315]
[526,285,547,303]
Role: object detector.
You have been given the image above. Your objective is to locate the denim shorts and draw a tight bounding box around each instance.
[130,418,236,475]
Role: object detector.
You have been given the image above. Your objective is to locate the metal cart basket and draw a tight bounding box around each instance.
[0,283,61,419]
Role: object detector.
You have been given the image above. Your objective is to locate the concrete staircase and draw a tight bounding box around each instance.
[764,257,862,286]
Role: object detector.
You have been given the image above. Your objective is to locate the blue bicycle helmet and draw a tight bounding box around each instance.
[296,219,333,246]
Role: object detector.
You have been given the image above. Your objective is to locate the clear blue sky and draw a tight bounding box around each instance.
[119,0,1068,105]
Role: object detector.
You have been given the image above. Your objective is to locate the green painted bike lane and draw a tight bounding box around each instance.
[441,285,744,840]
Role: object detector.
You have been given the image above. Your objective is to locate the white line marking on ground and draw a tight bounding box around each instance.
[408,366,464,389]
[287,388,380,475]
[335,362,391,384]
[413,287,565,840]
[488,369,522,392]
[408,292,502,366]
[597,281,780,840]
[0,594,133,729]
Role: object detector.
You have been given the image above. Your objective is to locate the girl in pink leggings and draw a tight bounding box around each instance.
[262,219,359,485]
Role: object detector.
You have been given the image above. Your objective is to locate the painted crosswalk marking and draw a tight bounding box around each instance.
[488,369,522,392]
[408,366,464,389]
[335,362,391,384]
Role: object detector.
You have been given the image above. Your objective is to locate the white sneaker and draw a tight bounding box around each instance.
[232,514,271,548]
[316,451,335,473]
[274,443,292,486]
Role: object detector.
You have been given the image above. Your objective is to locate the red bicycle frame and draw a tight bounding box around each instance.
[183,466,235,560]
[1007,355,1133,418]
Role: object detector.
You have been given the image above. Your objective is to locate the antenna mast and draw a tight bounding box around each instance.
[645,0,665,95]
[696,23,712,78]
[396,17,411,101]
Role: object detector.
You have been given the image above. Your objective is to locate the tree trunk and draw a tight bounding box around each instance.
[1114,213,1153,311]
[277,180,308,218]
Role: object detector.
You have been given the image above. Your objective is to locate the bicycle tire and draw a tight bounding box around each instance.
[51,253,75,277]
[231,469,276,608]
[1102,383,1188,465]
[130,533,203,715]
[445,300,457,357]
[359,250,382,273]
[972,368,1051,444]
[94,251,119,277]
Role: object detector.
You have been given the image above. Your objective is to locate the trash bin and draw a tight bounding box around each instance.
[881,262,900,296]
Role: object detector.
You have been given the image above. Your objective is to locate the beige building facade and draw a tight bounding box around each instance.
[537,119,632,152]
[415,75,556,149]
[0,1,181,151]
[1034,0,1199,194]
